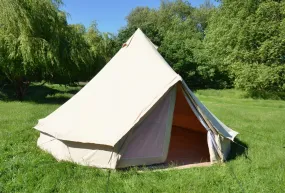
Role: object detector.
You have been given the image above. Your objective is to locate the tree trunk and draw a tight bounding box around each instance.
[14,77,30,101]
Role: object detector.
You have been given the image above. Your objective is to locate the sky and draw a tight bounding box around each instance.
[61,0,219,34]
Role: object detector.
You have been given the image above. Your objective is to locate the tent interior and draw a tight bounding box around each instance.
[166,85,210,167]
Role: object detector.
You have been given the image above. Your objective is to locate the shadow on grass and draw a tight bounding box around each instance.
[227,138,250,161]
[0,83,83,104]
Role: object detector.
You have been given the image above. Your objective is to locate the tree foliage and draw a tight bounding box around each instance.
[1,0,284,100]
[0,0,113,99]
[205,0,285,92]
[116,0,285,93]
[116,0,225,89]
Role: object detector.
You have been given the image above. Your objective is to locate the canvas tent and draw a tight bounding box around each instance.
[34,29,238,169]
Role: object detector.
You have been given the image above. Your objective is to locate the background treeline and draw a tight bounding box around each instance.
[1,0,285,100]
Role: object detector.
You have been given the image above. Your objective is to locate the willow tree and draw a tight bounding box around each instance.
[83,22,118,77]
[0,0,93,99]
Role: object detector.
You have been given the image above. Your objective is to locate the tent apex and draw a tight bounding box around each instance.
[136,27,142,32]
[134,28,145,36]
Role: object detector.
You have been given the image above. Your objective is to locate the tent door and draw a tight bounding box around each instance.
[166,84,210,166]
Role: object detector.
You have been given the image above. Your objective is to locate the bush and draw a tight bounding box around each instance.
[232,63,285,93]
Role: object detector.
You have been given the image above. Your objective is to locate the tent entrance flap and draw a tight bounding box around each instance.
[166,84,210,166]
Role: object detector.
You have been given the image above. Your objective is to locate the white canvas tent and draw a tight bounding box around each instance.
[34,29,238,169]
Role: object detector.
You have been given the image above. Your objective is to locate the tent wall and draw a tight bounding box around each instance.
[116,86,177,168]
[37,133,119,169]
[37,86,177,169]
[37,81,234,168]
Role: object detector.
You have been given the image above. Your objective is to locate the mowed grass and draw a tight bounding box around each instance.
[0,84,285,192]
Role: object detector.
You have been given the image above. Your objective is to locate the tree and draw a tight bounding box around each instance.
[194,0,216,36]
[84,22,116,78]
[0,0,66,99]
[116,7,161,50]
[117,0,221,88]
[205,0,285,92]
[0,0,101,99]
[99,32,118,62]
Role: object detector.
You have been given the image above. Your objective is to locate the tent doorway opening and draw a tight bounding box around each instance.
[166,85,210,167]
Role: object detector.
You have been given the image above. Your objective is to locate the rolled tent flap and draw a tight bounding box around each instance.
[181,80,239,141]
[207,131,220,163]
[180,81,238,162]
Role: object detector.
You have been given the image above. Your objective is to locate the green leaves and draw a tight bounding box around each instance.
[0,0,110,98]
[0,0,65,82]
[205,0,285,93]
[117,0,222,89]
[232,63,285,92]
[1,0,284,98]
[117,0,285,93]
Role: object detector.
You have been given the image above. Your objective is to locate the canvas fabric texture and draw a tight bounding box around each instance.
[35,28,238,169]
[35,29,181,147]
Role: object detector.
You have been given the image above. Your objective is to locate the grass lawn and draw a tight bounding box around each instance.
[0,83,285,192]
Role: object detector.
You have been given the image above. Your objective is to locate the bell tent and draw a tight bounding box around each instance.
[34,29,238,169]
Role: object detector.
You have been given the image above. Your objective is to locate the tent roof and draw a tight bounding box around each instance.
[35,29,238,147]
[35,28,181,146]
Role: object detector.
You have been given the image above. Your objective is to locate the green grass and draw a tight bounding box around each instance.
[0,85,285,192]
